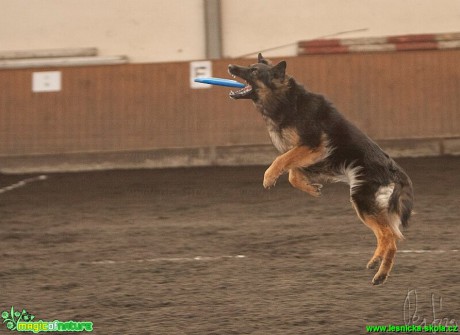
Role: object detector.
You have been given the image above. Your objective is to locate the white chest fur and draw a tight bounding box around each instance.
[264,117,298,153]
[268,128,290,153]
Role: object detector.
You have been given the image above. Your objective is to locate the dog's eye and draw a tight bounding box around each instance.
[250,68,258,74]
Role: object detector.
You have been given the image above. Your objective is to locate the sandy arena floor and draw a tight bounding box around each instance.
[1,156,459,334]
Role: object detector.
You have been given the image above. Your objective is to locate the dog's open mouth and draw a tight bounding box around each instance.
[228,64,255,99]
[229,83,253,99]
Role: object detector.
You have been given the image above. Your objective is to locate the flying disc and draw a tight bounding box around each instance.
[194,77,245,88]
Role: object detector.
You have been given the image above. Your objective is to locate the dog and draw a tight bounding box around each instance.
[228,53,414,285]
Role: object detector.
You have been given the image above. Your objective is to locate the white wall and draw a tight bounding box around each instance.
[1,0,460,63]
[221,0,460,58]
[0,0,205,63]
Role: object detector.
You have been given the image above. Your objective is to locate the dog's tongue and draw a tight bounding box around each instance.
[229,84,252,98]
[239,85,252,93]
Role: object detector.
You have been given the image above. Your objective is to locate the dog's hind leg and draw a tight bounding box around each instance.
[351,199,399,285]
[288,168,322,197]
[369,215,398,285]
[363,213,398,285]
[351,201,383,269]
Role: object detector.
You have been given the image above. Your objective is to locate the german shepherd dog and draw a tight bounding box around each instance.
[228,54,413,285]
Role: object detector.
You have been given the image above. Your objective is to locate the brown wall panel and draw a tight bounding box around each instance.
[287,50,460,140]
[1,50,459,156]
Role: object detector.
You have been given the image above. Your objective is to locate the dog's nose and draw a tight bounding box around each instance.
[228,64,237,75]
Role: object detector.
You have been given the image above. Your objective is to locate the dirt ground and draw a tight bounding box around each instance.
[1,156,459,334]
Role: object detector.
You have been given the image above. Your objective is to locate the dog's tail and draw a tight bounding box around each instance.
[388,170,414,233]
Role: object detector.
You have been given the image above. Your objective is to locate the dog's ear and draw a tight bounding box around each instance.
[258,53,269,65]
[272,60,286,80]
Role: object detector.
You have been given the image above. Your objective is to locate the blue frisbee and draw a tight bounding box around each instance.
[194,77,245,88]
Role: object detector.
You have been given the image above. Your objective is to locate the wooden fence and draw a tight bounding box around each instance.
[1,49,459,157]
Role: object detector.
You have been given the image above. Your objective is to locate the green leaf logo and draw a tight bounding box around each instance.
[1,307,34,331]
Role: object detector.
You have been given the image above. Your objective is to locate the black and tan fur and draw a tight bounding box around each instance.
[228,54,414,285]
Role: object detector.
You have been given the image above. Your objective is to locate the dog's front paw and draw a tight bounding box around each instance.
[306,183,323,197]
[263,168,279,189]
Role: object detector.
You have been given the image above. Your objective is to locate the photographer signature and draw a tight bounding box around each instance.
[404,289,458,329]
